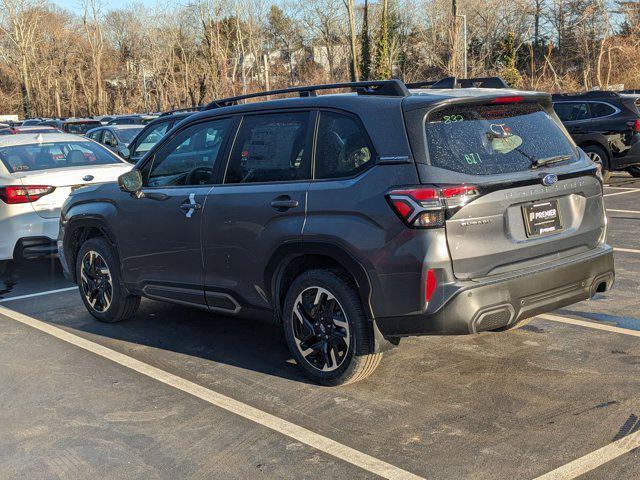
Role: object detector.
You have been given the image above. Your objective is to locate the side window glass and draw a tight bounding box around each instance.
[225,112,311,184]
[590,102,615,118]
[88,130,101,141]
[133,122,170,157]
[103,130,117,147]
[146,119,231,187]
[315,112,373,179]
[555,102,590,121]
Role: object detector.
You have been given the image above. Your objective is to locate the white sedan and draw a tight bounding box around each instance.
[0,133,131,266]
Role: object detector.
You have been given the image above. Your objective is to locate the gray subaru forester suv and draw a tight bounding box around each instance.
[58,77,614,385]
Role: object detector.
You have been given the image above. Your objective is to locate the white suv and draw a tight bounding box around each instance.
[0,133,131,267]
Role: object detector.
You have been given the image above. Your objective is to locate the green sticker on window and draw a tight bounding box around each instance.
[464,153,482,165]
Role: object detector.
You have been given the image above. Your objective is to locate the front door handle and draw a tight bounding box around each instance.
[180,193,202,218]
[270,196,299,211]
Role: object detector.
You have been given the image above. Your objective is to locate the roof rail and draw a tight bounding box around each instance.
[160,106,203,117]
[203,80,410,110]
[407,76,509,90]
[622,89,640,95]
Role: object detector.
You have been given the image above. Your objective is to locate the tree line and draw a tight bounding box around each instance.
[0,0,638,118]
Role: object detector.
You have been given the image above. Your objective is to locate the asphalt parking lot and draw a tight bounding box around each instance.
[1,175,639,480]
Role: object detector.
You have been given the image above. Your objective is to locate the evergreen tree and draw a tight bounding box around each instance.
[359,0,371,80]
[373,0,391,79]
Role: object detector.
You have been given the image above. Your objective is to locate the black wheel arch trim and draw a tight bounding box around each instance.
[265,241,396,353]
[265,241,373,319]
[64,215,121,284]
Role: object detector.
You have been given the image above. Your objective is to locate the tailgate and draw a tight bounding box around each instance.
[445,175,605,279]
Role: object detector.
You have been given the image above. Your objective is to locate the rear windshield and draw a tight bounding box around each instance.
[0,141,121,173]
[425,103,576,175]
[64,122,102,134]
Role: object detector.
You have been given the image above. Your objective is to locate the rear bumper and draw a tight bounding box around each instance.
[375,244,615,337]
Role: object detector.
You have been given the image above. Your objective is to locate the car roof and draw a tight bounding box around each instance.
[184,87,548,122]
[7,125,58,131]
[0,132,92,147]
[109,124,144,130]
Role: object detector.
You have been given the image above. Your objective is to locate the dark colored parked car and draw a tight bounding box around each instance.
[58,78,614,385]
[120,108,201,163]
[61,119,103,136]
[552,91,640,181]
[107,115,157,126]
[0,125,62,135]
[86,125,143,155]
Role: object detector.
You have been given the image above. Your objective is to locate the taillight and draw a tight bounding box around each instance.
[387,185,480,228]
[0,185,55,204]
[634,119,640,133]
[490,96,524,104]
[425,269,437,302]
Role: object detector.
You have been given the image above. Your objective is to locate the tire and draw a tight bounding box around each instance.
[583,145,611,182]
[76,237,140,323]
[0,260,9,277]
[282,268,382,386]
[627,166,640,178]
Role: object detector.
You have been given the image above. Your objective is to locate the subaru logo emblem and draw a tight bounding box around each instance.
[541,174,558,186]
[83,175,94,182]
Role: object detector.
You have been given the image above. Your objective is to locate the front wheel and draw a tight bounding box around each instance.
[283,269,382,386]
[76,237,140,323]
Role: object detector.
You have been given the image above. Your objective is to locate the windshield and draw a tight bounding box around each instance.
[0,140,121,173]
[116,128,143,144]
[64,122,102,134]
[425,102,577,175]
[132,122,170,157]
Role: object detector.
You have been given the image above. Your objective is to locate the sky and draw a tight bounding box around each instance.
[51,0,160,14]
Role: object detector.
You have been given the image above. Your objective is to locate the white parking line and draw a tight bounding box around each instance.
[537,313,640,338]
[603,190,640,197]
[607,209,640,215]
[533,430,640,480]
[0,286,77,303]
[0,305,423,480]
[603,186,640,190]
[532,312,640,479]
[614,247,640,255]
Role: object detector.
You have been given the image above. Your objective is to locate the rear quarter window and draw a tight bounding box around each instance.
[425,102,577,175]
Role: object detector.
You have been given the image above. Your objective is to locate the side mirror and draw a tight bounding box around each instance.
[118,147,130,160]
[118,169,143,193]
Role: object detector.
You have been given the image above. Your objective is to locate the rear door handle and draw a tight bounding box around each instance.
[270,197,299,211]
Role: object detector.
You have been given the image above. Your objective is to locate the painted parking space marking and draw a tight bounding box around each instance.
[603,190,640,197]
[0,286,77,303]
[537,313,640,338]
[532,312,640,478]
[533,424,640,480]
[607,209,640,215]
[603,186,640,191]
[614,247,640,255]
[0,305,424,480]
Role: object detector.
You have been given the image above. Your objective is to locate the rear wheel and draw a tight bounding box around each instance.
[583,145,611,182]
[283,269,382,386]
[76,237,140,323]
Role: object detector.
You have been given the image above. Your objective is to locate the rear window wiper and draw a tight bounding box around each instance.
[530,154,571,169]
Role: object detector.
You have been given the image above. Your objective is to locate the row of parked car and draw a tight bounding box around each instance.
[0,77,635,383]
